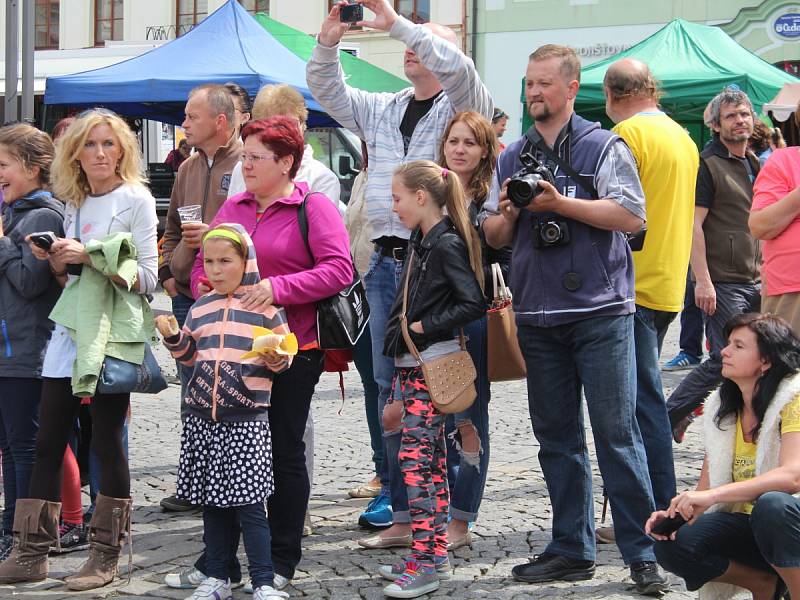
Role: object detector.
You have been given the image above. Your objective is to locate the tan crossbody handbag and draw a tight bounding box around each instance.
[399,249,477,414]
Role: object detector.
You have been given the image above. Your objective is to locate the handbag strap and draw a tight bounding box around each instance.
[491,262,512,302]
[399,248,466,367]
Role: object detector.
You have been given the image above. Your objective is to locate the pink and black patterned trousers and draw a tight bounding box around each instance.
[393,366,449,570]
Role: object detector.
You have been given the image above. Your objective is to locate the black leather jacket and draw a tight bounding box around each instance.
[383,218,486,358]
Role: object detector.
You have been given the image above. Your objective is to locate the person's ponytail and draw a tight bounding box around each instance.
[443,171,484,291]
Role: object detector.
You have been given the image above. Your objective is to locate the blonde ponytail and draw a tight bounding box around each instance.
[394,160,484,291]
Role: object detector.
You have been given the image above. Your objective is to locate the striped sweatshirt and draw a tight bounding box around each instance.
[163,223,291,423]
[306,15,493,240]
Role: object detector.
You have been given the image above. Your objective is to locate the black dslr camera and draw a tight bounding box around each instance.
[507,163,556,209]
[533,218,570,249]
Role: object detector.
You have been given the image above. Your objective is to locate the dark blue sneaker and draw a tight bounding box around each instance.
[357,492,392,529]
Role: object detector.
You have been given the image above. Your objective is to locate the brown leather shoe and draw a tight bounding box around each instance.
[65,494,131,591]
[0,498,60,584]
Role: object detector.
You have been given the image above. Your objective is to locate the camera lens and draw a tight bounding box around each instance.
[508,173,542,208]
[541,222,562,243]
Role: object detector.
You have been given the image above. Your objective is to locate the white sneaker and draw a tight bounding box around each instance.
[166,566,207,589]
[185,577,232,600]
[273,573,291,590]
[244,575,289,594]
[253,584,290,599]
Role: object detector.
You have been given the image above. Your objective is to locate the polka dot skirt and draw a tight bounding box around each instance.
[177,414,274,507]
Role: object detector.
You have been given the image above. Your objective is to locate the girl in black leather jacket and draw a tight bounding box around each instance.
[379,160,484,599]
[437,111,508,550]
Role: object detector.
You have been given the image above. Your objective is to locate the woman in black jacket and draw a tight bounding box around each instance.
[379,160,485,599]
[0,124,64,559]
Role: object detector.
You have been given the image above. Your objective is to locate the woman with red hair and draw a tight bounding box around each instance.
[180,116,353,594]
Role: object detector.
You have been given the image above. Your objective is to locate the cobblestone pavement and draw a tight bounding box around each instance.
[3,300,707,599]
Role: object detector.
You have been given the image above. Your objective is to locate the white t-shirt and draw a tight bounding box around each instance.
[41,183,158,379]
[227,144,345,216]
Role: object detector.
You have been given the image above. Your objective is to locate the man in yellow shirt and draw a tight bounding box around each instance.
[604,59,699,514]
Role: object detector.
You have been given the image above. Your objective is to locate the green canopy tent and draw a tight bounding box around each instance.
[253,13,409,94]
[521,19,797,146]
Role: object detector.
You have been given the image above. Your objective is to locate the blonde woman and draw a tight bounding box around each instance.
[0,109,158,590]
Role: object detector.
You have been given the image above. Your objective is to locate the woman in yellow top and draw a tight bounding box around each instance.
[647,313,800,600]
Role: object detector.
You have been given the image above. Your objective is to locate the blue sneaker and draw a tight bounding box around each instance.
[662,351,701,371]
[358,492,392,529]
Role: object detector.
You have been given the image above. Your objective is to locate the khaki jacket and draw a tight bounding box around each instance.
[159,133,243,297]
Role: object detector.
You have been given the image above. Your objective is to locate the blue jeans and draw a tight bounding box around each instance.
[364,251,409,522]
[667,282,760,427]
[0,378,41,533]
[634,306,677,510]
[172,293,195,420]
[352,324,382,475]
[446,316,490,522]
[655,492,800,591]
[203,503,273,588]
[517,314,656,564]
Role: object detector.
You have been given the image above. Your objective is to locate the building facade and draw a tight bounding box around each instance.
[473,0,800,140]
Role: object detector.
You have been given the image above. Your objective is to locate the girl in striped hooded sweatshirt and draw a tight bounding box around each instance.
[155,223,292,600]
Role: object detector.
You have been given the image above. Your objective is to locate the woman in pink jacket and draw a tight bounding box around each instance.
[185,116,352,592]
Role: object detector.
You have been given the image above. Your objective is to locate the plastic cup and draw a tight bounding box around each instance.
[177,204,202,223]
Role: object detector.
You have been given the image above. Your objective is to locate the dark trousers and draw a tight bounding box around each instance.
[655,492,800,591]
[667,282,760,427]
[203,503,273,589]
[679,271,704,359]
[28,378,130,501]
[0,378,42,532]
[268,349,324,579]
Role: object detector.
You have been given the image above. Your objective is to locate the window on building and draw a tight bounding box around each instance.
[395,0,429,23]
[95,0,123,46]
[239,0,269,15]
[176,0,208,35]
[35,0,59,50]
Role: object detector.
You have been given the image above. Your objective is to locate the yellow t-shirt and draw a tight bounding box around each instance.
[731,393,800,513]
[612,113,699,312]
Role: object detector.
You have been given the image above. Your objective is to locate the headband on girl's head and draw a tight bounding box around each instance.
[204,228,243,246]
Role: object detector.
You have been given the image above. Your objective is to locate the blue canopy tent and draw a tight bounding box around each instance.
[44,0,333,126]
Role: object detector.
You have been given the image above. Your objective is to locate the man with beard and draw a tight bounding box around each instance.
[666,88,762,430]
[481,45,667,594]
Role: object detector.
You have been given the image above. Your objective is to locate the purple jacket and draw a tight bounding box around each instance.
[190,181,353,347]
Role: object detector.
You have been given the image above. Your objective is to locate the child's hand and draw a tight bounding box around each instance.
[410,321,424,334]
[155,314,180,337]
[262,353,289,372]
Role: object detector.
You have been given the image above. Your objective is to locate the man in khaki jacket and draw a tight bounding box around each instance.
[158,83,242,513]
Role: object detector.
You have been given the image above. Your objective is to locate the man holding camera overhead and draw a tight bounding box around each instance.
[482,45,668,594]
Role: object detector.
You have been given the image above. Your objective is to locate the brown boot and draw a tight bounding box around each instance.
[65,494,131,591]
[0,498,60,583]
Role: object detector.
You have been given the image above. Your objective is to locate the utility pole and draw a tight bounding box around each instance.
[22,0,34,122]
[4,0,20,123]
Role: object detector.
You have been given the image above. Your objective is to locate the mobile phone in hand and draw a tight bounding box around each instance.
[340,2,363,23]
[29,231,58,251]
[650,514,686,538]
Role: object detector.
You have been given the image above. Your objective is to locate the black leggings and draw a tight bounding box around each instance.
[28,378,130,501]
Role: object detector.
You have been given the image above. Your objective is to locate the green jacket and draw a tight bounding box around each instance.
[50,232,157,396]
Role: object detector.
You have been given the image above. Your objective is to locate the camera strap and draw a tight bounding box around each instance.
[523,126,599,199]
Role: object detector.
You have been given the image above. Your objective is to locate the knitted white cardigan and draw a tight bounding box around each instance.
[698,371,800,600]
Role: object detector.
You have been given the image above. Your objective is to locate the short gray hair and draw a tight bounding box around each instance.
[189,84,235,130]
[707,89,753,127]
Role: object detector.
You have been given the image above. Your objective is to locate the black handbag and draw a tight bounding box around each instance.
[297,193,370,349]
[97,345,167,395]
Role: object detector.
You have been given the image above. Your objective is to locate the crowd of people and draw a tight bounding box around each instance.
[0,0,799,598]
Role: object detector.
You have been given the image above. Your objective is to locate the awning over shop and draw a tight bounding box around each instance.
[763,83,800,122]
[44,0,359,125]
